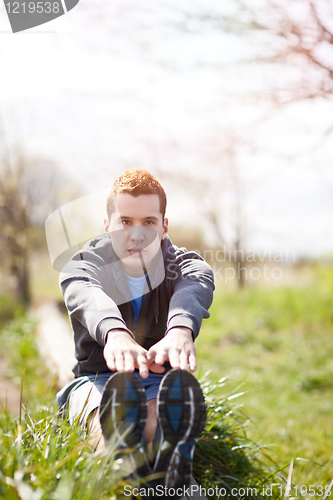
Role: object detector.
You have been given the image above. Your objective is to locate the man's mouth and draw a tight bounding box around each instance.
[128,248,144,254]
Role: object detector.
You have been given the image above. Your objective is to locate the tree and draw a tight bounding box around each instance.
[157,129,250,288]
[237,0,333,105]
[0,121,79,306]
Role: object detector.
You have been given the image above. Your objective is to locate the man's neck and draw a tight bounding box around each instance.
[121,264,149,278]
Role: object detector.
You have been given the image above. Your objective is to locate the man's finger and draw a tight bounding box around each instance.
[188,352,197,372]
[146,348,157,364]
[168,348,181,369]
[148,362,165,374]
[115,353,124,371]
[136,353,149,379]
[106,354,116,372]
[124,352,135,372]
[146,351,166,373]
[179,350,189,370]
[154,349,168,366]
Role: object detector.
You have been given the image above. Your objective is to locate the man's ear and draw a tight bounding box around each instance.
[162,218,168,239]
[104,217,110,234]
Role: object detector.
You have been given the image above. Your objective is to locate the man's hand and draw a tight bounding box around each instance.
[147,327,196,372]
[103,329,165,379]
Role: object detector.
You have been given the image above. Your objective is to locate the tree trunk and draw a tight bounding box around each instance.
[234,238,246,288]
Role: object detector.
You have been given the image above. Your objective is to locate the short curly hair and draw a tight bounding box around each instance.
[106,168,167,221]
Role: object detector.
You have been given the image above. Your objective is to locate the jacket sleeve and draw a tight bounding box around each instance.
[60,256,133,347]
[165,248,215,339]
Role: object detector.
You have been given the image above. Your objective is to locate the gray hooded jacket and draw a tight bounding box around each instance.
[60,235,214,377]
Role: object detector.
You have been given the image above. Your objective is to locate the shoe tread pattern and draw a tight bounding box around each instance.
[99,372,147,449]
[154,369,206,491]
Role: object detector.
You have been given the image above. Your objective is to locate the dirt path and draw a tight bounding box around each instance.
[0,301,75,415]
[33,301,76,389]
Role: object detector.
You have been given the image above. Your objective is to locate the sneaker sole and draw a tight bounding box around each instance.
[154,369,206,490]
[99,371,147,449]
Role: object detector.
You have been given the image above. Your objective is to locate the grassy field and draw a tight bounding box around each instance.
[0,299,284,499]
[1,260,333,498]
[196,264,333,490]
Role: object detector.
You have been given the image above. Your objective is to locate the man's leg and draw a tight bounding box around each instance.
[146,399,157,463]
[88,398,158,457]
[56,373,110,429]
[87,408,105,452]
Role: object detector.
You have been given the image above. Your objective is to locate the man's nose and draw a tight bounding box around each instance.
[129,225,145,243]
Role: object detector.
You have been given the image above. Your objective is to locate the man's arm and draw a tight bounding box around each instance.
[60,243,213,375]
[60,276,133,345]
[148,248,215,371]
[166,250,215,338]
[61,251,168,378]
[61,275,167,378]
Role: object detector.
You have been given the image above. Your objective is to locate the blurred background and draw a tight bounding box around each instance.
[0,0,333,491]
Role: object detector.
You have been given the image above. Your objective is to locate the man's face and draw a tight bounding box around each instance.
[104,193,168,277]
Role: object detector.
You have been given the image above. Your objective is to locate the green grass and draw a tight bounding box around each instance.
[0,299,286,499]
[0,313,125,500]
[0,299,284,500]
[4,260,332,498]
[0,407,127,500]
[0,381,284,500]
[30,251,63,304]
[0,316,56,408]
[194,376,286,498]
[0,294,25,328]
[196,264,333,491]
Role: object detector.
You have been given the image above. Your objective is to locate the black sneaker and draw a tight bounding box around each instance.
[152,369,206,492]
[99,371,151,479]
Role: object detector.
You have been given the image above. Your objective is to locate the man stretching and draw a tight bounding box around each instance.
[57,169,214,492]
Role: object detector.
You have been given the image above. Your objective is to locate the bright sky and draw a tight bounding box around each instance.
[0,0,332,258]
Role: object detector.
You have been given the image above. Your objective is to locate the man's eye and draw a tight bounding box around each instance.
[122,220,131,225]
[145,220,155,225]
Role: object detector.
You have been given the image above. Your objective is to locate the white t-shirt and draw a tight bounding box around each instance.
[125,273,147,327]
